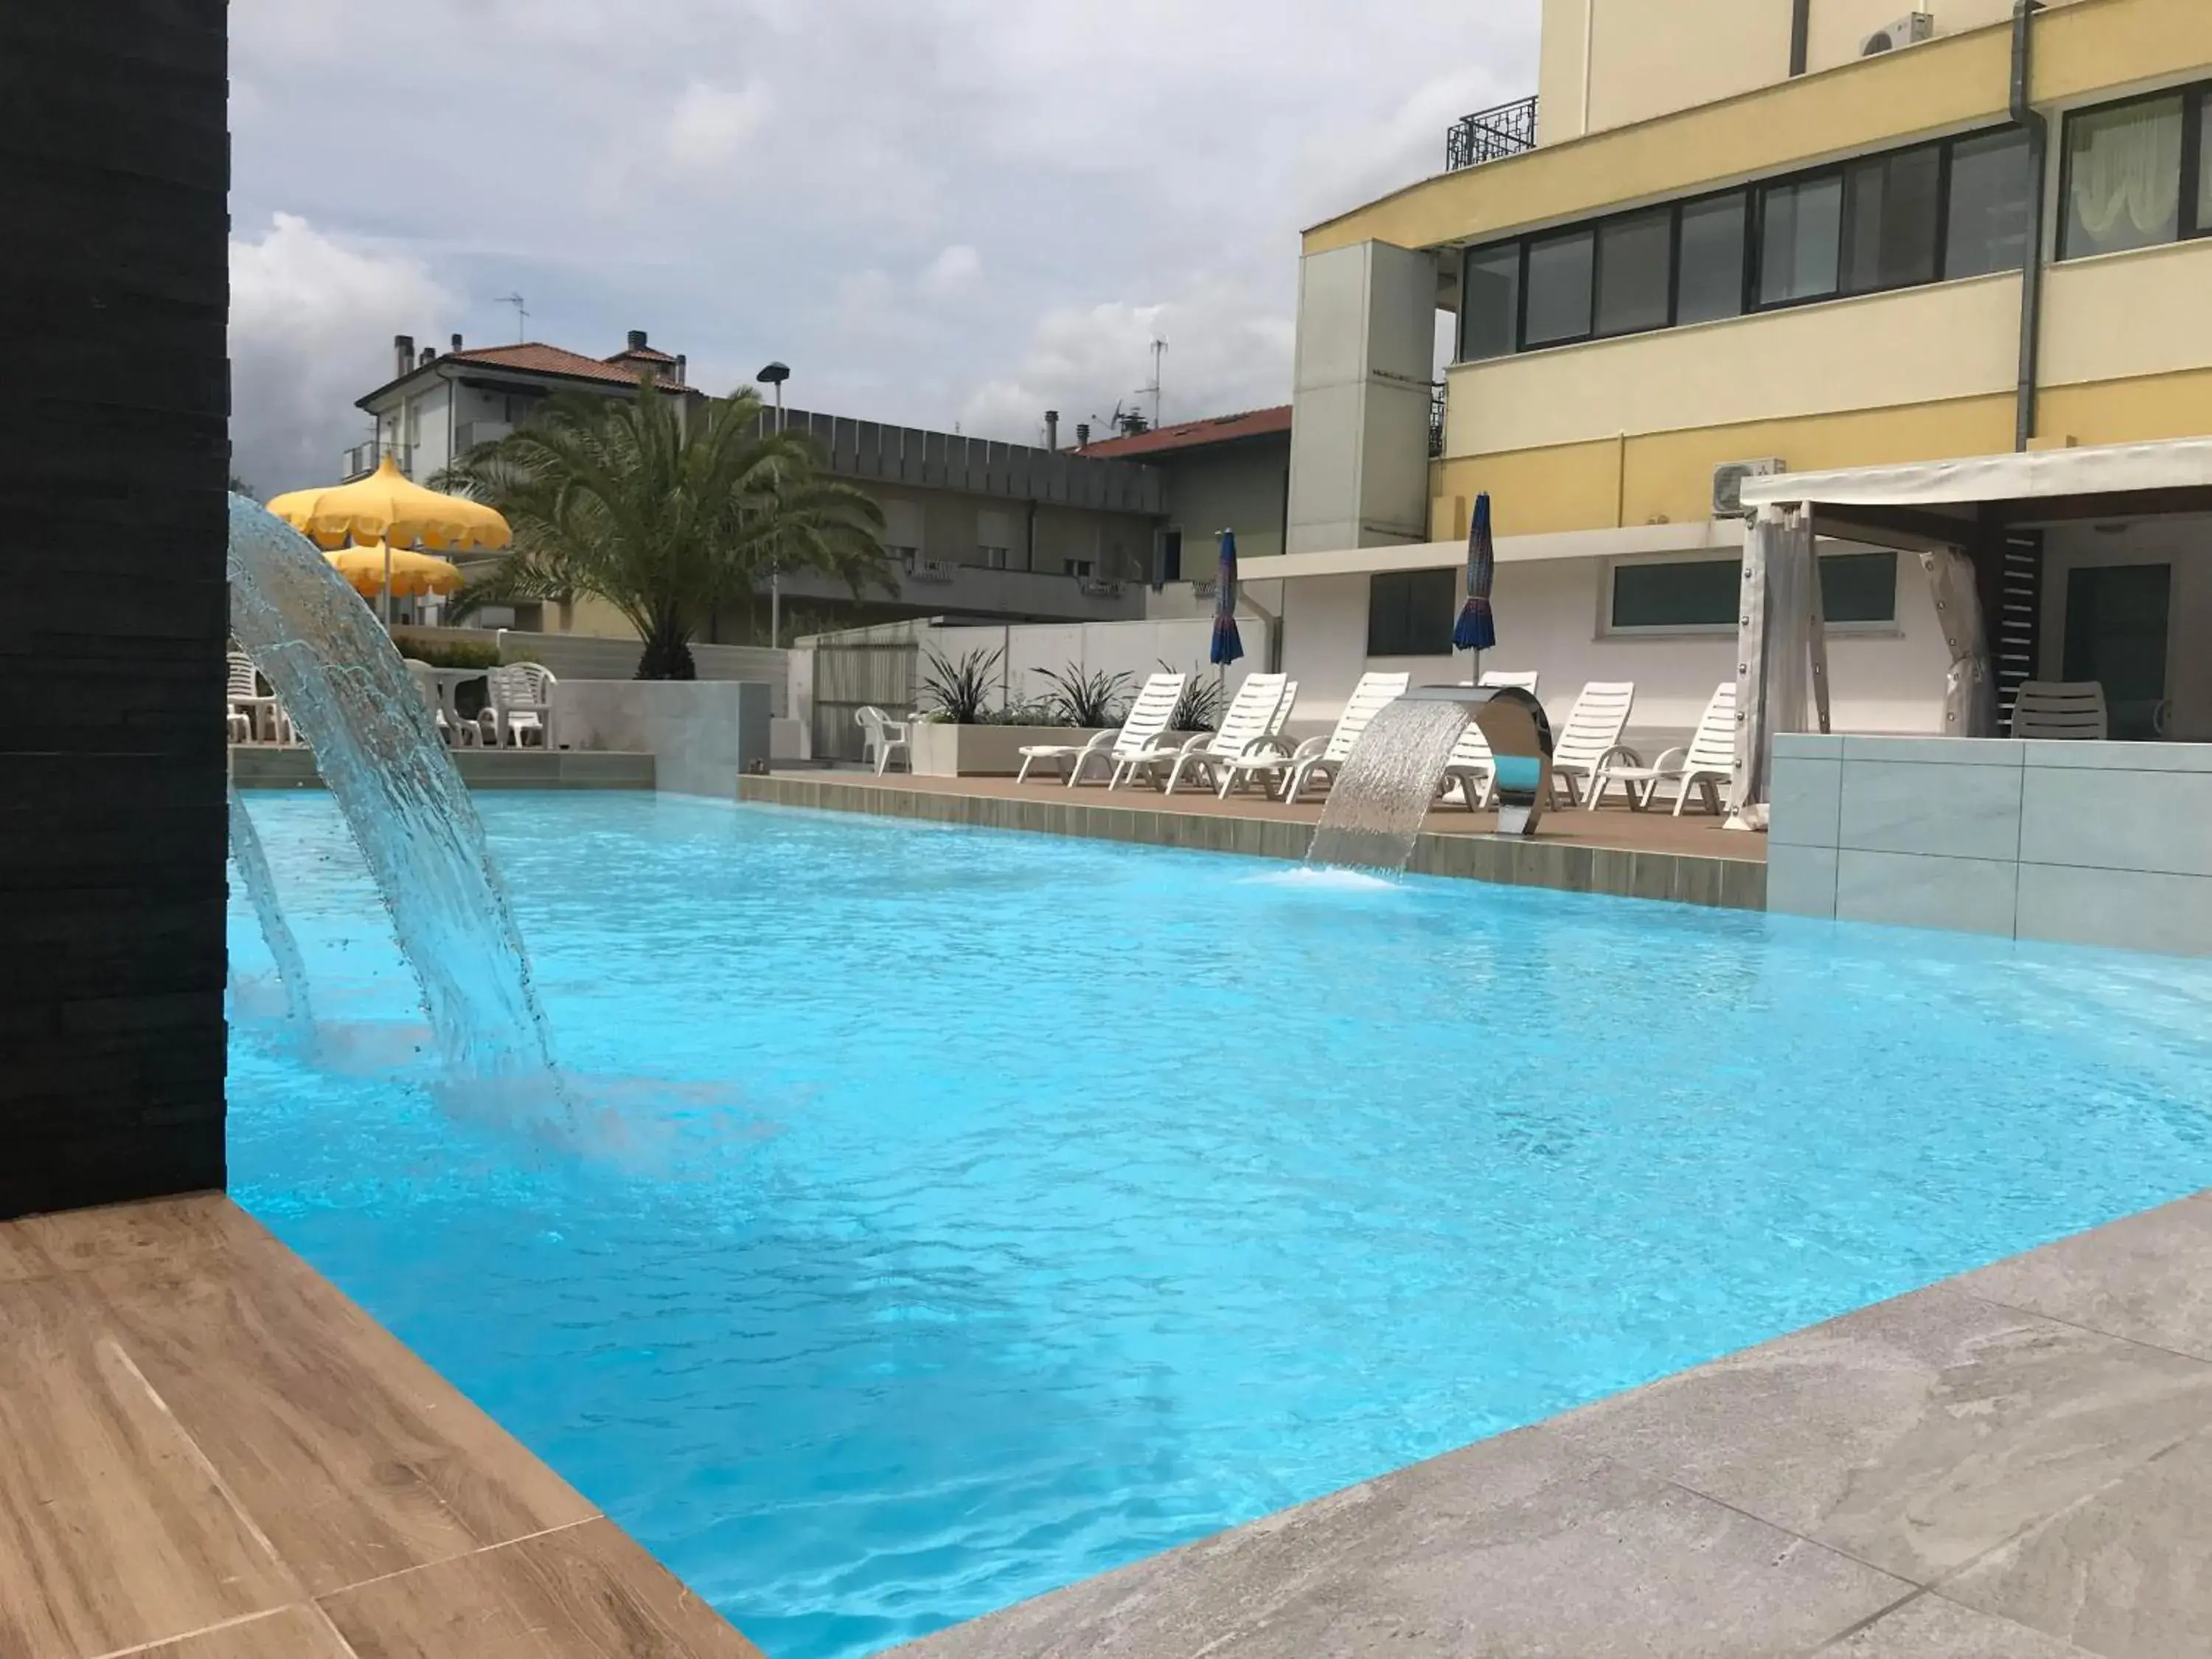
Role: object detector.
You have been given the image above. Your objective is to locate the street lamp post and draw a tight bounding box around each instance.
[758,361,791,649]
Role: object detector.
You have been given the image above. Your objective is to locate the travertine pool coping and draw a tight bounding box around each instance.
[891,1186,2212,1658]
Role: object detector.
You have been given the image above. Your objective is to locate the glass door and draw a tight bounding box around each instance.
[2062,563,2171,740]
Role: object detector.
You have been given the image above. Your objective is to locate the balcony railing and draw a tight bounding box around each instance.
[1446,95,1538,172]
[341,440,413,481]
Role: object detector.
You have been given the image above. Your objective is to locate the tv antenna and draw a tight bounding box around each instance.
[495,293,529,342]
[1140,337,1166,428]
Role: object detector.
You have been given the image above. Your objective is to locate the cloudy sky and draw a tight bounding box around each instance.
[229,0,1539,496]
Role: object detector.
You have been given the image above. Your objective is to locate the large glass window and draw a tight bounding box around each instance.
[1946,128,2034,278]
[1610,558,1740,631]
[1368,568,1458,656]
[1460,243,1520,362]
[2063,94,2185,257]
[1843,146,1942,292]
[1819,552,1898,625]
[1523,228,1595,346]
[1676,192,1747,324]
[1759,174,1843,305]
[2198,90,2212,233]
[1595,209,1673,336]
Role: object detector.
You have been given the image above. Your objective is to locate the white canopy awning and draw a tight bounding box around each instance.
[1741,437,2212,514]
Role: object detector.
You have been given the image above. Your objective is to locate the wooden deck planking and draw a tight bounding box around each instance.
[0,1196,761,1659]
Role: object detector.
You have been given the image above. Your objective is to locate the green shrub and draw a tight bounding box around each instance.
[393,634,500,670]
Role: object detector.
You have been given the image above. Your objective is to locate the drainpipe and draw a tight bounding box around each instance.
[1789,0,1811,75]
[2011,0,2048,452]
[1579,0,1597,136]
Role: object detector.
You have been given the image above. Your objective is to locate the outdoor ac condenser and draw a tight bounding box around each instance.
[1860,11,1935,55]
[1712,458,1787,520]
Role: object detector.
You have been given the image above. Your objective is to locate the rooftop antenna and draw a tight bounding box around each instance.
[495,293,529,343]
[1141,337,1166,428]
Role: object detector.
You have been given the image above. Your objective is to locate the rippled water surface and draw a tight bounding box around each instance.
[229,791,2212,1658]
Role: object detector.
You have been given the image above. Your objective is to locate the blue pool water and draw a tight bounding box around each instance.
[229,792,2212,1658]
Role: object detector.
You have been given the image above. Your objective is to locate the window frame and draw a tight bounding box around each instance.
[2056,81,2211,261]
[1453,124,2028,362]
[1600,550,1902,639]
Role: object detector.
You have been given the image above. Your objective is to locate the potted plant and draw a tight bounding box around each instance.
[908,650,1109,776]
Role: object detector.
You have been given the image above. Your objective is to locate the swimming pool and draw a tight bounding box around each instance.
[228,791,2212,1658]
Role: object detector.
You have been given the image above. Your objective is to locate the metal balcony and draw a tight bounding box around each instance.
[1446,95,1539,172]
[341,440,413,481]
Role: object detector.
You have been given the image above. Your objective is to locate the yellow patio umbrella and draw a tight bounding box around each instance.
[267,455,510,625]
[324,543,466,602]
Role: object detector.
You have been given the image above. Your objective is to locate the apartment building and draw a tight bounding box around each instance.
[351,336,1164,637]
[1254,0,2212,745]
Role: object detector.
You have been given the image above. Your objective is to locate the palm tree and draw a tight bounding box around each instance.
[438,381,891,678]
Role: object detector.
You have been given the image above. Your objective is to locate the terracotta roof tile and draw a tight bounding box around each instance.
[1074,404,1291,459]
[444,342,686,389]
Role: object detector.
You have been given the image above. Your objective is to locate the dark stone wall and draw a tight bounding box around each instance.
[0,6,231,1215]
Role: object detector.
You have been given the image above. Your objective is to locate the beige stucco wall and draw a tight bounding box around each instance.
[1445,274,2022,459]
[2040,239,2212,391]
[1806,0,2025,72]
[1157,442,1291,563]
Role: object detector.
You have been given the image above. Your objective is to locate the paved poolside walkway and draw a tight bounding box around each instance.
[749,771,1768,911]
[0,1195,758,1659]
[892,1188,2212,1659]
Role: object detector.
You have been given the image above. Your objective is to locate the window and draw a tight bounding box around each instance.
[1596,208,1673,336]
[1160,529,1183,584]
[1610,558,1740,631]
[1367,568,1458,656]
[2199,90,2212,232]
[1524,229,1594,345]
[1945,128,2034,278]
[1758,174,1843,305]
[979,545,1011,570]
[1842,145,1941,293]
[1819,551,1897,625]
[1063,558,1095,579]
[1676,192,1747,324]
[1461,243,1520,361]
[2063,94,2185,257]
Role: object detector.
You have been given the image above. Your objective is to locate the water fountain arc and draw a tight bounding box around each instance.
[1306,686,1555,877]
[225,493,561,1093]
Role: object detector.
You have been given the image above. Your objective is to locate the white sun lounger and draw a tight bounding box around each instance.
[1017,672,1185,786]
[1550,681,1638,809]
[1115,673,1288,793]
[1265,672,1411,804]
[1601,683,1736,815]
[2011,681,2109,740]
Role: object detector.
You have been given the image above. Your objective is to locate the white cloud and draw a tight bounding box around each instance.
[920,244,982,299]
[228,214,450,497]
[664,78,773,172]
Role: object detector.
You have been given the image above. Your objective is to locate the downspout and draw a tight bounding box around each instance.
[1579,0,1597,136]
[2011,0,2048,452]
[1788,0,1810,77]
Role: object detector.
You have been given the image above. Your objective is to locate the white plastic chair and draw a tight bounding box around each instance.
[480,662,557,748]
[855,706,912,774]
[1550,681,1639,809]
[226,653,288,745]
[2011,681,2108,740]
[1118,673,1288,794]
[1209,680,1303,799]
[1273,672,1412,804]
[1017,673,1185,786]
[1603,683,1736,815]
[403,659,476,747]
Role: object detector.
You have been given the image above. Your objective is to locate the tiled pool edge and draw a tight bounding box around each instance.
[891,1185,2212,1658]
[739,773,1769,911]
[232,745,655,790]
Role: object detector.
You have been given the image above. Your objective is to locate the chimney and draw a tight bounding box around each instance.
[394,334,414,378]
[418,345,434,368]
[674,353,686,384]
[1076,421,1091,448]
[627,329,649,352]
[1044,410,1060,451]
[450,333,464,354]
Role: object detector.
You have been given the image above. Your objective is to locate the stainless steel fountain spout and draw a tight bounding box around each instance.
[1404,686,1556,836]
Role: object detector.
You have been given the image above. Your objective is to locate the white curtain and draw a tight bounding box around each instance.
[1728,505,1823,830]
[1918,548,1997,739]
[2070,101,2183,245]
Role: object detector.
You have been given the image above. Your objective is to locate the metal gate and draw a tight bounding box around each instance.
[812,641,919,760]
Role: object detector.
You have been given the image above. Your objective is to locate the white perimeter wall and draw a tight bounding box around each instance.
[926,617,1276,712]
[1280,554,1951,748]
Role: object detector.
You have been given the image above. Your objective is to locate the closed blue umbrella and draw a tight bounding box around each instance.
[1453,491,1498,656]
[1211,529,1245,667]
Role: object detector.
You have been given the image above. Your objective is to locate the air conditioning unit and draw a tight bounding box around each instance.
[1712,457,1787,519]
[1860,11,1934,55]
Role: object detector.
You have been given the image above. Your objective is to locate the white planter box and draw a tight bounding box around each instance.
[909,723,1110,777]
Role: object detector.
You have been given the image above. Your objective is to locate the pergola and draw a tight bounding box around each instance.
[1725,437,2212,828]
